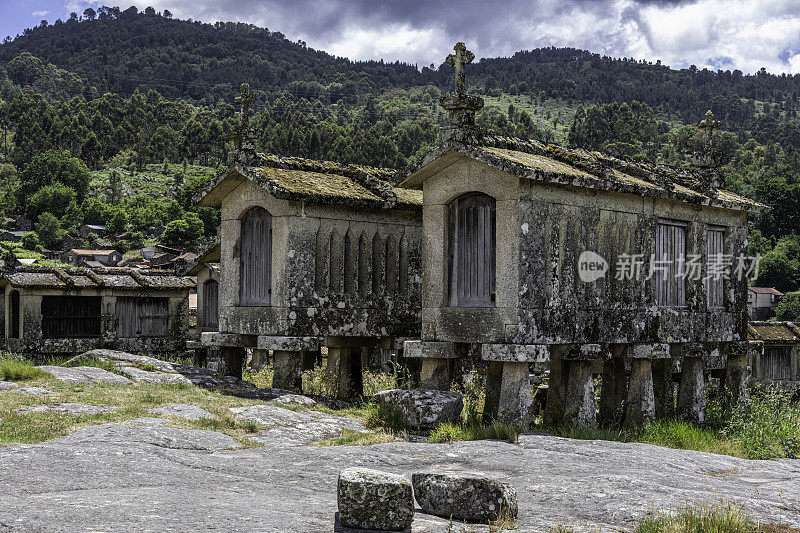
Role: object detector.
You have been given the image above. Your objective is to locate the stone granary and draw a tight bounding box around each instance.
[401,42,764,427]
[196,89,422,397]
[748,321,800,394]
[186,242,221,366]
[0,266,194,357]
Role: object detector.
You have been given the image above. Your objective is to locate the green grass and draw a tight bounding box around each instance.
[316,428,397,447]
[428,420,525,444]
[0,355,46,382]
[89,163,217,200]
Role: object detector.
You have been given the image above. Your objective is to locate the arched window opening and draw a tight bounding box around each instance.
[385,236,398,294]
[9,290,20,339]
[399,235,409,293]
[371,233,383,295]
[329,230,341,292]
[203,280,219,329]
[344,230,356,295]
[448,193,496,307]
[358,232,370,296]
[240,207,272,306]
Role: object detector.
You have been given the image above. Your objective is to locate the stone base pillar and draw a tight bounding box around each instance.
[326,346,364,400]
[723,341,756,412]
[483,361,533,424]
[302,350,319,371]
[625,358,655,428]
[419,358,452,390]
[652,358,675,420]
[273,350,303,393]
[677,346,706,424]
[544,357,567,426]
[250,348,268,372]
[599,348,627,427]
[219,346,245,379]
[564,359,597,428]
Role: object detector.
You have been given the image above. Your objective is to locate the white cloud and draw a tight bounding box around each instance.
[32,10,50,17]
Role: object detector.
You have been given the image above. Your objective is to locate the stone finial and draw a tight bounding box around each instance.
[698,109,721,143]
[439,42,484,136]
[445,41,474,96]
[229,83,258,167]
[691,110,723,190]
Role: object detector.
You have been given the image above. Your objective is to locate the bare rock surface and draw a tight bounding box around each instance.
[338,468,414,530]
[412,472,517,522]
[16,403,114,415]
[36,365,133,385]
[0,427,799,532]
[14,387,53,396]
[149,404,215,421]
[230,405,367,446]
[118,366,194,385]
[372,389,463,429]
[0,381,18,390]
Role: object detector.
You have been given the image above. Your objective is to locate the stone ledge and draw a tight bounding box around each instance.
[257,336,319,352]
[629,343,671,359]
[557,344,607,360]
[481,343,549,362]
[403,340,458,359]
[200,332,256,348]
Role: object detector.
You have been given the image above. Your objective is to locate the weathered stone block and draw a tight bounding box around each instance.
[418,358,452,390]
[483,361,532,424]
[412,472,517,522]
[481,343,549,363]
[677,356,705,424]
[564,359,597,428]
[630,343,670,359]
[402,340,457,359]
[372,389,463,429]
[625,358,655,428]
[272,350,303,393]
[338,468,414,531]
[256,335,318,352]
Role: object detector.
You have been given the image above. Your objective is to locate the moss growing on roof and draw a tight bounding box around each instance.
[251,167,384,203]
[1,266,195,290]
[748,321,800,342]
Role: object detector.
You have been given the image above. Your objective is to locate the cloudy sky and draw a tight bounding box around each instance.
[3,0,800,74]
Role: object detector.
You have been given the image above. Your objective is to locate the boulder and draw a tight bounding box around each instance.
[371,389,463,429]
[337,468,414,531]
[411,472,517,522]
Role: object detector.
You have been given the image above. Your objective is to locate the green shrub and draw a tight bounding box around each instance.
[0,355,45,381]
[636,499,752,533]
[723,388,800,459]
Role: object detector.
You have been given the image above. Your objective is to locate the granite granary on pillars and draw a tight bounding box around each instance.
[400,42,765,427]
[186,242,221,367]
[0,266,194,357]
[195,85,423,397]
[747,321,800,394]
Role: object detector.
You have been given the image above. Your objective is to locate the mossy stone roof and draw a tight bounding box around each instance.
[197,153,420,210]
[400,132,764,213]
[1,266,195,291]
[748,321,800,342]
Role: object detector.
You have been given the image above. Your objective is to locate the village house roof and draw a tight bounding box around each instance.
[68,249,119,257]
[187,242,221,276]
[748,321,800,342]
[749,287,784,296]
[0,266,195,291]
[399,133,765,213]
[196,153,422,210]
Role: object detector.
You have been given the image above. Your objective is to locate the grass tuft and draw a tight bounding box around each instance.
[0,355,45,382]
[428,420,524,444]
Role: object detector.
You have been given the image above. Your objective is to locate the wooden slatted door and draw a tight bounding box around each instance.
[449,193,496,307]
[705,226,725,308]
[654,220,686,307]
[240,208,272,306]
[203,280,219,329]
[762,345,791,380]
[116,297,168,338]
[41,296,101,338]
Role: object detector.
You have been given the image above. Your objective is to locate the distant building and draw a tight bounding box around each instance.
[748,321,800,392]
[79,224,108,239]
[0,266,194,356]
[10,216,33,232]
[0,230,31,243]
[747,287,784,320]
[62,249,122,267]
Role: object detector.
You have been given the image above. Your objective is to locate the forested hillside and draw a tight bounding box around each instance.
[3,6,800,306]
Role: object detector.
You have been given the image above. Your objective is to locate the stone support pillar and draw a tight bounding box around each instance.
[543,356,567,426]
[652,358,675,420]
[326,346,364,400]
[624,343,670,428]
[481,344,547,424]
[562,344,604,428]
[723,341,755,412]
[250,349,268,372]
[599,345,627,427]
[218,346,245,379]
[402,340,458,391]
[273,350,303,393]
[677,343,706,424]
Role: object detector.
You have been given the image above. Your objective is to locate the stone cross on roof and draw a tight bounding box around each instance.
[235,83,255,132]
[698,109,721,143]
[445,42,474,96]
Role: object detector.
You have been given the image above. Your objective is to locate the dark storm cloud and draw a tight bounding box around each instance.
[107,0,800,73]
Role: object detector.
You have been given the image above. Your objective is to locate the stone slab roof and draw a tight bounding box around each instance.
[748,321,800,342]
[399,132,764,213]
[197,153,422,210]
[1,266,195,291]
